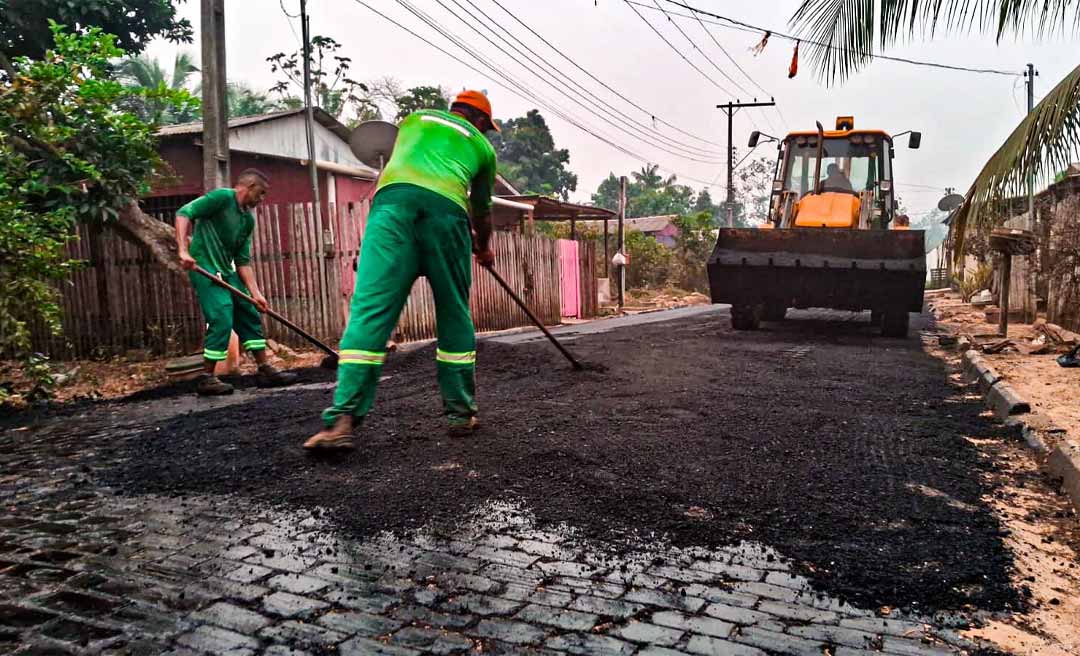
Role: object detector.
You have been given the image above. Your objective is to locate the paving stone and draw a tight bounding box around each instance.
[689,562,766,583]
[470,618,547,645]
[263,646,313,656]
[546,576,624,599]
[762,571,812,590]
[390,626,474,655]
[623,588,707,613]
[320,587,398,613]
[479,564,544,587]
[637,647,692,656]
[435,572,501,594]
[731,626,826,656]
[515,540,578,560]
[317,610,402,637]
[261,591,329,618]
[701,603,772,626]
[534,560,601,578]
[756,600,840,623]
[468,546,539,569]
[681,585,760,609]
[788,624,883,650]
[442,592,522,616]
[881,636,956,656]
[188,601,271,634]
[651,610,735,638]
[221,563,273,584]
[728,582,801,604]
[175,625,259,654]
[391,604,475,629]
[339,636,422,655]
[259,620,347,648]
[514,603,598,631]
[839,617,929,638]
[686,634,769,656]
[568,595,644,619]
[185,577,269,604]
[610,620,685,646]
[266,573,331,595]
[544,632,637,655]
[647,565,719,584]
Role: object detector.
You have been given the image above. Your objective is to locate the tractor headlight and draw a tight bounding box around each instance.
[772,180,784,192]
[879,180,892,192]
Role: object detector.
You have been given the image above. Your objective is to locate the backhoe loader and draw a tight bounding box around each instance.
[707,117,925,337]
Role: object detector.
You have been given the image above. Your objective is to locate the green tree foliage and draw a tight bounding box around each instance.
[116,52,200,124]
[227,82,278,118]
[393,85,450,120]
[624,230,674,288]
[1,23,196,397]
[0,0,192,64]
[267,36,366,119]
[490,110,578,200]
[591,166,697,218]
[670,212,716,292]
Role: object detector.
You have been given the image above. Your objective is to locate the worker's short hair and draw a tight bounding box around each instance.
[451,102,489,128]
[238,168,270,187]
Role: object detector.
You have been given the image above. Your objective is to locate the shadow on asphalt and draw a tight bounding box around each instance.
[97,309,1019,614]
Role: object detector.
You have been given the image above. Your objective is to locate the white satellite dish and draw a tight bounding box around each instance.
[349,120,398,169]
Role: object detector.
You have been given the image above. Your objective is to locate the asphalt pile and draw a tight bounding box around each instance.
[102,314,1019,613]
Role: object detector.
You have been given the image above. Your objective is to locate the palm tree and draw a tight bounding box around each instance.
[227,82,277,118]
[116,53,200,124]
[790,0,1080,256]
[632,164,677,191]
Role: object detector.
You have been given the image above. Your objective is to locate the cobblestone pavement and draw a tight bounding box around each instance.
[3,411,985,654]
[0,309,1012,656]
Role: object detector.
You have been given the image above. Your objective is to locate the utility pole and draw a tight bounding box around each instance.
[300,0,322,219]
[200,0,229,190]
[617,175,627,310]
[1024,63,1038,226]
[717,99,775,227]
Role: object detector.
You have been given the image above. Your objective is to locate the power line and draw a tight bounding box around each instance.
[485,0,724,149]
[646,0,773,134]
[356,0,719,187]
[622,0,736,98]
[650,1,1022,77]
[407,0,723,165]
[438,0,727,162]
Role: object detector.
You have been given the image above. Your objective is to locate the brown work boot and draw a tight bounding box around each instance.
[303,416,355,451]
[195,373,234,396]
[447,416,480,438]
[255,363,297,388]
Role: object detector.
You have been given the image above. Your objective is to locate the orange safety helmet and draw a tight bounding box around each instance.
[452,90,499,132]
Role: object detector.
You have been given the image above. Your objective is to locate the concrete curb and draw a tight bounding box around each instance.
[960,349,1030,419]
[1047,439,1080,513]
[1004,414,1066,454]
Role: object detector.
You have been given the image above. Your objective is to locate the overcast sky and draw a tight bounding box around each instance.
[146,0,1077,215]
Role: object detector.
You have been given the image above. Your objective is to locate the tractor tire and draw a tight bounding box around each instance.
[881,310,910,338]
[731,304,761,331]
[762,304,787,322]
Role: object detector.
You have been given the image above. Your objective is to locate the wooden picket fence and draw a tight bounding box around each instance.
[27,202,597,359]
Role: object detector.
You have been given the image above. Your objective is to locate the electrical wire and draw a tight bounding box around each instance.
[353,0,720,187]
[279,0,303,46]
[648,1,1022,77]
[485,0,724,148]
[439,0,728,162]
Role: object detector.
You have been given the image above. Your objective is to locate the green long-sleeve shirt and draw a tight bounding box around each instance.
[376,109,497,217]
[177,188,255,274]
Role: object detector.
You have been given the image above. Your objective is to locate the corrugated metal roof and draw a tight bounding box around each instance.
[579,214,678,233]
[157,107,351,141]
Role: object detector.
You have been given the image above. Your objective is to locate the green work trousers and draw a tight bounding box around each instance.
[323,183,477,427]
[189,268,267,360]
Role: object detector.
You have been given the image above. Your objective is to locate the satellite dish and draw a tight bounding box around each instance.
[938,193,965,212]
[349,120,398,169]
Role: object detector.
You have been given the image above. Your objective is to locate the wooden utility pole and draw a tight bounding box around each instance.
[1025,63,1038,226]
[201,0,229,190]
[617,175,627,309]
[717,99,775,226]
[300,0,322,219]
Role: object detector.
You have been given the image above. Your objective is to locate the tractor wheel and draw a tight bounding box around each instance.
[881,310,910,338]
[762,304,787,322]
[731,304,761,331]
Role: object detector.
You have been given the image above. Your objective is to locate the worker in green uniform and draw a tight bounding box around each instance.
[176,169,296,395]
[303,90,499,450]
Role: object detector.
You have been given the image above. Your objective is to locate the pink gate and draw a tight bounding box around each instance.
[558,239,580,319]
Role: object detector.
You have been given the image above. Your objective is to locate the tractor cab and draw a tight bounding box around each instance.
[750,116,920,231]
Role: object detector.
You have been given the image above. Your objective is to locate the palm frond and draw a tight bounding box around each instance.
[790,0,1080,83]
[170,52,199,91]
[951,62,1080,260]
[116,55,167,88]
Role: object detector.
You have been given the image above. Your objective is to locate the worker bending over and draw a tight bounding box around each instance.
[304,91,498,450]
[176,169,296,395]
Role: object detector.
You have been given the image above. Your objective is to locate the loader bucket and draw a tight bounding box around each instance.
[707,228,926,314]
